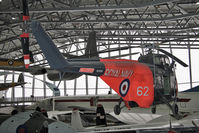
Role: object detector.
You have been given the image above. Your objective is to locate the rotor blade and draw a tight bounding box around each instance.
[157,48,188,67]
[104,52,140,59]
[98,46,135,54]
[62,46,138,58]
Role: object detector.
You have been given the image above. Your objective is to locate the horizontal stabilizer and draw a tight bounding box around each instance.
[31,21,71,71]
[183,85,199,92]
[0,82,26,91]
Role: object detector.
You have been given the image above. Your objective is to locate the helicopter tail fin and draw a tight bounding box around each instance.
[85,31,99,58]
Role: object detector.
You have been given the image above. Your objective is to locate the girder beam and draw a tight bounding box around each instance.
[0,0,179,13]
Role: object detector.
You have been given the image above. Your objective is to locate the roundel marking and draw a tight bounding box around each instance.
[8,60,14,66]
[16,124,27,133]
[119,79,130,97]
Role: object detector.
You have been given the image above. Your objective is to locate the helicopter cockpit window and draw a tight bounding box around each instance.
[154,57,161,65]
[154,56,165,65]
[165,57,170,65]
[160,57,165,65]
[154,56,170,66]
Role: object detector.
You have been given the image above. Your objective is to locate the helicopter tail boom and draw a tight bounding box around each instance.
[32,21,72,71]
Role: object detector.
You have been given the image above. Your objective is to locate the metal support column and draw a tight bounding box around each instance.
[141,38,145,55]
[95,77,98,95]
[129,44,132,60]
[22,73,25,105]
[32,75,35,97]
[85,75,88,95]
[11,71,15,103]
[74,79,77,96]
[3,71,7,98]
[188,45,193,89]
[119,43,121,59]
[43,74,46,98]
[64,80,67,96]
[74,44,78,96]
[108,42,112,94]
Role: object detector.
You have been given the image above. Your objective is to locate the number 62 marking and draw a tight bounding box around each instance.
[137,86,149,96]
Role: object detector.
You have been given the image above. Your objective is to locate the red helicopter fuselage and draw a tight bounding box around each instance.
[99,59,154,108]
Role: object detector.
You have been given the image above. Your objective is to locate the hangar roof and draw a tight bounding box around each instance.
[0,0,199,66]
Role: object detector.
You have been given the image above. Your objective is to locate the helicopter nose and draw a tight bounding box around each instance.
[48,121,76,133]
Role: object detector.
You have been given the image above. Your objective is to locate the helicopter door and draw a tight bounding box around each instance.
[163,75,170,95]
[161,57,172,96]
[170,75,177,97]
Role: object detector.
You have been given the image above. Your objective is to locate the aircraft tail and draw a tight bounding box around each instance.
[17,73,24,83]
[85,31,99,58]
[17,73,26,88]
[71,108,84,130]
[31,21,71,71]
[0,73,26,91]
[96,104,107,126]
[62,31,99,59]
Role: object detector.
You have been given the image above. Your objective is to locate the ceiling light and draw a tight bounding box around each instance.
[122,10,127,14]
[0,0,2,2]
[196,2,199,5]
[12,17,16,20]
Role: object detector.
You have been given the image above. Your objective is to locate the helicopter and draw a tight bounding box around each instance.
[31,21,188,118]
[136,47,188,115]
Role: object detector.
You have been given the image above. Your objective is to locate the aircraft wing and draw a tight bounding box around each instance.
[0,58,24,67]
[182,85,199,92]
[0,111,76,133]
[0,65,48,75]
[0,107,16,114]
[85,113,198,132]
[0,82,27,91]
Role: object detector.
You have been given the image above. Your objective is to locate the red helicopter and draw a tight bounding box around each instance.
[31,21,188,118]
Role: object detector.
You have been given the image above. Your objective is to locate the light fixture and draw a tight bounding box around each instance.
[0,0,2,2]
[123,11,127,14]
[196,2,199,5]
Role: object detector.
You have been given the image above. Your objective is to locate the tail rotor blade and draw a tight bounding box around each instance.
[21,0,30,69]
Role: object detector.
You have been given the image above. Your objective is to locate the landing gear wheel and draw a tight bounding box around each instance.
[152,106,156,114]
[172,103,178,115]
[114,105,121,115]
